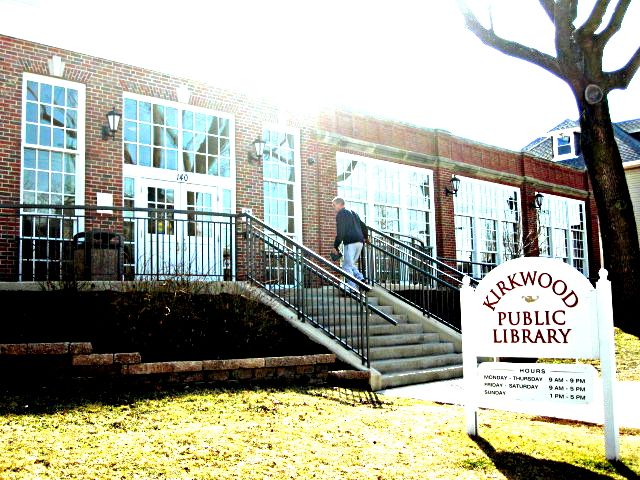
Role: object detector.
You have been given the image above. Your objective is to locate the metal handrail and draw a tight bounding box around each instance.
[364,225,477,332]
[371,235,463,288]
[245,213,370,291]
[245,219,397,326]
[367,225,473,287]
[244,215,401,366]
[437,257,496,269]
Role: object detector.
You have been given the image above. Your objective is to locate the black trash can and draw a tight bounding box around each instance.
[73,231,123,281]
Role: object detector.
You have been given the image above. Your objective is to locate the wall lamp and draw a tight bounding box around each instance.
[533,193,544,210]
[101,107,122,140]
[444,175,461,197]
[248,137,267,162]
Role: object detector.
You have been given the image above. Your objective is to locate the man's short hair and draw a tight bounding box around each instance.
[332,197,345,206]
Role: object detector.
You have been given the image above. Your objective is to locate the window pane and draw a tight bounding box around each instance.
[124,143,137,165]
[27,81,38,101]
[26,102,38,122]
[139,102,151,122]
[40,84,52,104]
[24,148,36,169]
[51,152,63,172]
[139,124,151,144]
[124,98,137,120]
[26,124,37,144]
[139,146,151,167]
[66,109,77,129]
[166,107,177,127]
[66,89,78,108]
[124,121,137,142]
[54,86,65,106]
[53,128,64,148]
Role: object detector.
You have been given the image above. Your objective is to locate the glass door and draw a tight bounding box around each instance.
[182,185,232,279]
[135,179,180,278]
[132,178,232,279]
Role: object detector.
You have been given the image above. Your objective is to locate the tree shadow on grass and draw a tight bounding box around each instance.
[0,382,389,416]
[471,436,638,480]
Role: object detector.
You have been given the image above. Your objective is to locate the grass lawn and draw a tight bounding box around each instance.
[0,386,638,479]
[540,328,640,381]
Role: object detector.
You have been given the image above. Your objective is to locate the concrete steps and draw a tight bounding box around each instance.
[303,288,462,390]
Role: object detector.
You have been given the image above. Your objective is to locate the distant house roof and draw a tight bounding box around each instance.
[522,118,640,169]
[618,118,640,134]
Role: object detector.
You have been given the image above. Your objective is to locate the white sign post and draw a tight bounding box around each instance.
[461,257,619,460]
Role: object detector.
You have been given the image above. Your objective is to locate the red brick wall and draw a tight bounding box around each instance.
[0,34,600,280]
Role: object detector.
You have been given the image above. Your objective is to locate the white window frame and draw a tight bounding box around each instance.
[453,176,522,278]
[262,124,302,243]
[336,152,436,255]
[121,92,236,202]
[20,72,86,207]
[552,129,580,160]
[536,192,589,276]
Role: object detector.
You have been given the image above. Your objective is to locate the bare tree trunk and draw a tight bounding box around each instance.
[577,97,640,336]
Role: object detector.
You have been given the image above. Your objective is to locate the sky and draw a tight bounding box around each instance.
[0,0,638,151]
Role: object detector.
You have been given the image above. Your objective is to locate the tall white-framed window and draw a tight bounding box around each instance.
[122,93,234,182]
[453,176,521,278]
[336,152,435,253]
[537,193,589,275]
[262,125,302,241]
[20,73,86,280]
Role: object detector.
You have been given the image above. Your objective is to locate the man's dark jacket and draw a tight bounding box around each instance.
[334,208,364,249]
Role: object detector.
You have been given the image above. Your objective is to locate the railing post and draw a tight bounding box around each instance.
[295,244,304,321]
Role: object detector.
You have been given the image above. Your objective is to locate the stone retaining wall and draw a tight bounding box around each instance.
[0,342,350,387]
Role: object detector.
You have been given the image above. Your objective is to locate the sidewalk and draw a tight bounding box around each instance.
[380,378,640,428]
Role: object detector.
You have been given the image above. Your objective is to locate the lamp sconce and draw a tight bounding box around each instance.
[101,107,122,140]
[444,175,461,197]
[533,193,544,210]
[248,137,267,162]
[307,156,316,165]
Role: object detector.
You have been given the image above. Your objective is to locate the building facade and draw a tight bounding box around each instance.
[0,34,601,281]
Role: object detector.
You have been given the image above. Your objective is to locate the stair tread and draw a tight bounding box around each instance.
[382,364,464,379]
[380,365,463,388]
[370,343,454,353]
[371,353,462,373]
[372,353,461,366]
[369,343,455,360]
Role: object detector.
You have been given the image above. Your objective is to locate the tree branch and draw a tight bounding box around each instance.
[606,45,640,90]
[457,0,562,79]
[555,0,579,78]
[577,0,612,37]
[538,0,556,23]
[598,0,632,45]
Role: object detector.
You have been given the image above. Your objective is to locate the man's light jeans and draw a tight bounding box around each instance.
[342,241,364,289]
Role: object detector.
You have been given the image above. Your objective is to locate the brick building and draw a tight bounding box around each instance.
[0,34,600,282]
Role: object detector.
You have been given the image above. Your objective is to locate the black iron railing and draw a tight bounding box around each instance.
[244,214,396,366]
[0,204,236,282]
[437,257,497,280]
[363,226,476,332]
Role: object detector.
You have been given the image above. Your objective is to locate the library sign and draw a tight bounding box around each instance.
[460,257,620,460]
[473,256,598,359]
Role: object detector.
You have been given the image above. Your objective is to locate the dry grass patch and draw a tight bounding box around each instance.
[0,386,638,479]
[540,328,640,381]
